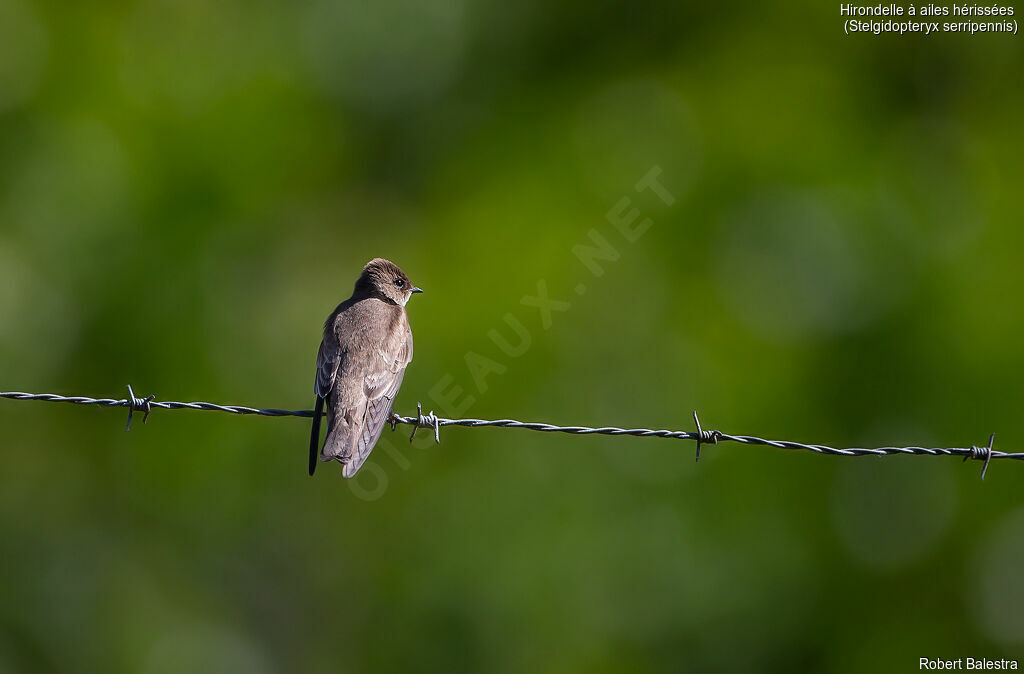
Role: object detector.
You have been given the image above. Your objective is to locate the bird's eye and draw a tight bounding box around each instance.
[394,278,405,288]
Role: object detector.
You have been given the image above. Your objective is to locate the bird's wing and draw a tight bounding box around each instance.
[310,332,345,475]
[315,335,344,399]
[343,325,413,478]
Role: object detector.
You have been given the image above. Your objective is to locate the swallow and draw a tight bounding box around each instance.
[309,258,421,477]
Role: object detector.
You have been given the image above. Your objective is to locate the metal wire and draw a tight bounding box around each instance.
[2,387,1019,479]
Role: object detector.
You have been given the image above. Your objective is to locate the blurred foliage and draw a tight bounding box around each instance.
[1,0,1023,672]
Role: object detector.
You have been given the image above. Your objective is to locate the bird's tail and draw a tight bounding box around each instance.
[321,410,356,465]
[309,395,324,476]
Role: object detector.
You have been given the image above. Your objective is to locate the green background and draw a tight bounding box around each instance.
[1,1,1022,672]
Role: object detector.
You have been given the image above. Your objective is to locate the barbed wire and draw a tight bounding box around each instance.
[1,387,1018,479]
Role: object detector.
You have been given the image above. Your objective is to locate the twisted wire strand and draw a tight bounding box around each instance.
[389,415,1020,459]
[2,389,1020,477]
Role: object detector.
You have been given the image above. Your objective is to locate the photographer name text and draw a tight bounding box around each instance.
[920,658,1019,670]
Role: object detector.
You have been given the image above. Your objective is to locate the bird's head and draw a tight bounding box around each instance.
[356,258,423,306]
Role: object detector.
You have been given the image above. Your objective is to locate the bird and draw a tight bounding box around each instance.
[309,258,422,478]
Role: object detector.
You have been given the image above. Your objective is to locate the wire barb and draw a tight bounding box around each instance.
[406,402,441,444]
[2,388,1022,479]
[963,433,995,480]
[692,410,721,462]
[124,385,155,431]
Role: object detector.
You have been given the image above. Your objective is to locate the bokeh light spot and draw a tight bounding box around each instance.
[831,458,957,570]
[969,507,1024,644]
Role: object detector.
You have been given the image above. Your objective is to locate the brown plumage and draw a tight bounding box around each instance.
[309,258,421,478]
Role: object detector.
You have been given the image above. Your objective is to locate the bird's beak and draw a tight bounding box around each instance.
[411,286,424,294]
